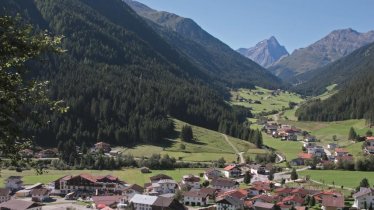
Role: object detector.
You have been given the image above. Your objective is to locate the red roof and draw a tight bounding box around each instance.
[282,195,304,204]
[251,195,278,203]
[298,153,314,159]
[366,136,374,141]
[223,165,237,171]
[322,196,344,208]
[217,189,248,200]
[335,148,348,153]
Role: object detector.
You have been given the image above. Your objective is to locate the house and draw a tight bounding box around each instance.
[211,178,239,191]
[274,188,294,197]
[334,155,353,163]
[24,183,43,191]
[365,146,374,154]
[53,174,125,194]
[92,195,124,209]
[183,190,209,206]
[303,142,316,148]
[253,201,274,210]
[129,194,158,210]
[149,174,172,183]
[307,146,325,157]
[36,149,57,158]
[94,141,111,153]
[281,195,304,206]
[217,189,248,201]
[31,189,50,202]
[250,181,272,194]
[223,165,242,178]
[353,187,374,209]
[204,168,221,181]
[146,179,178,195]
[334,148,349,157]
[122,184,144,198]
[304,135,316,142]
[5,176,23,191]
[321,196,344,210]
[182,175,201,189]
[290,188,309,198]
[199,187,219,204]
[15,189,31,198]
[366,137,374,146]
[263,124,278,135]
[0,188,10,203]
[140,167,150,173]
[216,196,244,210]
[0,200,42,210]
[250,164,267,175]
[327,143,338,150]
[291,153,314,166]
[251,195,279,204]
[152,196,186,210]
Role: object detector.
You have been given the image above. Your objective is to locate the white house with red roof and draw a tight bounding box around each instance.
[353,187,374,209]
[366,137,374,146]
[182,175,201,189]
[334,148,349,157]
[321,195,344,210]
[223,165,242,178]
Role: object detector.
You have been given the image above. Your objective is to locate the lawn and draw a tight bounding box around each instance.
[298,170,374,189]
[262,134,301,161]
[346,142,365,157]
[230,87,303,114]
[0,168,206,187]
[117,118,267,163]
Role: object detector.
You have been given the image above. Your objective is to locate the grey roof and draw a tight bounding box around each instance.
[0,200,39,210]
[216,195,243,206]
[130,194,158,205]
[0,188,10,197]
[353,187,374,198]
[253,201,275,209]
[211,178,238,187]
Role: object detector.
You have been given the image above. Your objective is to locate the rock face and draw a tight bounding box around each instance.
[237,36,289,68]
[268,28,374,81]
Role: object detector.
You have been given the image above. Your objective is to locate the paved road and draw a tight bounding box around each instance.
[221,134,245,164]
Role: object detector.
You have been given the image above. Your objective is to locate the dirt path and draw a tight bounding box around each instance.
[221,134,245,164]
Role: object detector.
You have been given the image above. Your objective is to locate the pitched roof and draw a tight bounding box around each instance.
[353,187,374,198]
[92,195,123,206]
[366,136,374,141]
[216,195,243,206]
[224,165,239,171]
[149,174,172,181]
[298,152,314,159]
[211,178,238,188]
[217,189,248,200]
[322,196,344,208]
[153,196,174,207]
[182,175,200,182]
[335,148,348,153]
[282,195,304,204]
[0,200,40,210]
[124,184,144,193]
[183,190,208,198]
[0,188,10,197]
[130,194,158,205]
[251,194,278,203]
[274,187,294,194]
[199,187,217,196]
[31,188,49,196]
[253,201,274,209]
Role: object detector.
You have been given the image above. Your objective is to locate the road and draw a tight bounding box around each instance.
[309,179,354,191]
[221,134,245,164]
[274,167,309,181]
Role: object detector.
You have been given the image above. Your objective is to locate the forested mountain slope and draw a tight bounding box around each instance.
[296,42,374,123]
[124,0,283,89]
[1,0,255,147]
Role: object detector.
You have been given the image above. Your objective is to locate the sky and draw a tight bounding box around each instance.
[135,0,374,53]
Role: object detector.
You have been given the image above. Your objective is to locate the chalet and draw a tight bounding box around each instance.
[211,178,239,191]
[31,188,50,202]
[92,195,124,209]
[334,148,349,157]
[152,196,186,210]
[253,201,274,210]
[5,176,23,191]
[307,146,325,157]
[0,200,42,210]
[94,141,111,153]
[0,188,10,203]
[216,196,244,210]
[204,168,221,181]
[183,190,209,206]
[366,136,374,146]
[182,175,201,189]
[146,179,178,195]
[281,195,304,206]
[122,184,144,198]
[353,187,374,209]
[149,174,172,183]
[130,194,157,210]
[304,135,317,142]
[53,174,125,194]
[327,143,338,150]
[223,165,242,178]
[321,196,344,210]
[36,149,57,158]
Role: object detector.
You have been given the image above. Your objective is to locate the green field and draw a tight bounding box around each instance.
[298,170,374,189]
[117,119,266,163]
[230,87,303,114]
[263,134,301,161]
[0,168,205,187]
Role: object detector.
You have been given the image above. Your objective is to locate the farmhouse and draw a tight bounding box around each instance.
[211,178,239,191]
[334,148,349,157]
[53,174,125,194]
[146,179,178,195]
[182,175,201,189]
[152,196,186,210]
[92,195,124,209]
[122,184,144,198]
[130,194,158,210]
[31,189,50,202]
[216,195,244,210]
[183,190,208,206]
[353,187,374,209]
[366,137,374,146]
[321,196,344,210]
[223,164,242,178]
[204,168,221,180]
[307,146,325,157]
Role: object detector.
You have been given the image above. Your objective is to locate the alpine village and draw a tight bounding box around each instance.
[1,0,374,210]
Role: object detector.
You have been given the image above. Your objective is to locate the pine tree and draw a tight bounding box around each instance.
[180,125,193,142]
[348,127,357,140]
[290,168,298,180]
[359,178,370,188]
[366,130,373,137]
[243,171,252,184]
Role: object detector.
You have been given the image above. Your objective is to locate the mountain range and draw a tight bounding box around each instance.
[237,36,289,68]
[269,28,374,82]
[123,0,283,89]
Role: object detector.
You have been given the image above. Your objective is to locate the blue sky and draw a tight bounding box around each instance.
[135,0,374,53]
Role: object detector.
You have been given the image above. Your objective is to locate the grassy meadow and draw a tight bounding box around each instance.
[117,119,267,163]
